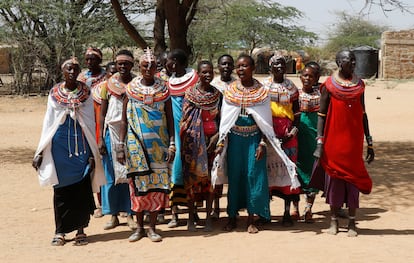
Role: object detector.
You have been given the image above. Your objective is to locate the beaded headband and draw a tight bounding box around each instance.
[116,54,134,64]
[61,57,80,70]
[85,47,102,59]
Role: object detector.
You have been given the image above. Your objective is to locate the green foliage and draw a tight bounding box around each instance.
[0,0,139,93]
[324,11,389,58]
[189,0,317,61]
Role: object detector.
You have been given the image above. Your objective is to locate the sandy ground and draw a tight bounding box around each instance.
[0,76,413,263]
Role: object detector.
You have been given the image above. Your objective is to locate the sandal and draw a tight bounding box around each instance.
[128,229,145,242]
[299,206,314,223]
[51,234,65,246]
[74,233,88,246]
[147,230,162,242]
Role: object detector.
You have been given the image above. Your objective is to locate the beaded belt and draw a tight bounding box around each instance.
[231,124,260,137]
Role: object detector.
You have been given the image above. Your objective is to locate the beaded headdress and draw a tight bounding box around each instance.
[140,47,156,68]
[269,51,286,66]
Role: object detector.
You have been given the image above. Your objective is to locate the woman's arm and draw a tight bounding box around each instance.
[361,92,375,163]
[165,98,175,163]
[98,86,109,155]
[116,96,129,165]
[313,85,330,158]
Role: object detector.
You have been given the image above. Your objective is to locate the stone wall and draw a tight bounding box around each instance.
[380,29,414,79]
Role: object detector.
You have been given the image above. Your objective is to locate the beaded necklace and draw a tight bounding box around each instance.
[126,76,169,105]
[185,82,221,111]
[224,79,267,112]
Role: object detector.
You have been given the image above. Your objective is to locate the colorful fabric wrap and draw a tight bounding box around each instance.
[180,84,221,197]
[320,75,372,194]
[264,77,299,120]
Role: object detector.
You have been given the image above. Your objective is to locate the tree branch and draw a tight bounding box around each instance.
[110,0,148,49]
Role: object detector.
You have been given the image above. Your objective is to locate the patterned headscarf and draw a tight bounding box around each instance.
[269,51,286,66]
[61,57,80,70]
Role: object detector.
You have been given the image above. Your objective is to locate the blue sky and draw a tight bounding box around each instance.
[274,0,414,44]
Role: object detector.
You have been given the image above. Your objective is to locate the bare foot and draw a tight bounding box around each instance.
[348,220,358,237]
[326,219,339,235]
[247,224,259,234]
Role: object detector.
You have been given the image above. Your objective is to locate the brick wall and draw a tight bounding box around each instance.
[380,29,414,79]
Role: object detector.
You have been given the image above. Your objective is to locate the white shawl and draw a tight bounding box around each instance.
[212,96,300,190]
[103,94,128,184]
[34,93,106,192]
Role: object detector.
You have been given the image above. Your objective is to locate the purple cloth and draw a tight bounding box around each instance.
[325,174,359,208]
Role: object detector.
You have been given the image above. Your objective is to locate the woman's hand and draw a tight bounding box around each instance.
[115,143,126,164]
[366,147,375,164]
[116,151,126,165]
[166,145,176,163]
[98,139,107,155]
[207,133,219,153]
[32,154,43,171]
[313,143,323,159]
[88,157,95,171]
[255,144,266,161]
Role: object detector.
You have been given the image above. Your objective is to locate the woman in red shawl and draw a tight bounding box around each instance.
[313,50,375,237]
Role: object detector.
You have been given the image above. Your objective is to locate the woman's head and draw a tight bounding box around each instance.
[139,47,157,80]
[305,61,321,82]
[217,54,234,80]
[269,52,286,80]
[105,62,117,78]
[235,54,255,84]
[84,47,102,71]
[300,66,317,91]
[197,60,214,85]
[166,49,188,74]
[336,50,356,77]
[61,57,81,83]
[115,49,134,76]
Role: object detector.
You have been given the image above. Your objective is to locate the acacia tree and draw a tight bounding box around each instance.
[324,12,389,57]
[0,0,128,93]
[189,0,317,60]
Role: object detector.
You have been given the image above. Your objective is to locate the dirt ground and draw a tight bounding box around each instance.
[0,76,413,263]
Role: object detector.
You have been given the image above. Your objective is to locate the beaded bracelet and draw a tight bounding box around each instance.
[259,140,267,147]
[315,135,324,144]
[366,135,373,145]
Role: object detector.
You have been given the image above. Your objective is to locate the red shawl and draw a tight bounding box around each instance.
[320,76,372,194]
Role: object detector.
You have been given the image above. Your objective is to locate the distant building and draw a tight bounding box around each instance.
[0,45,12,74]
[380,29,414,79]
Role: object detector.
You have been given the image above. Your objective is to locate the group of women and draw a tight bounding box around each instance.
[32,47,375,246]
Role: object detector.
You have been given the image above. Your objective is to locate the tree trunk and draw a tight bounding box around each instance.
[111,0,148,49]
[164,0,194,56]
[154,0,167,56]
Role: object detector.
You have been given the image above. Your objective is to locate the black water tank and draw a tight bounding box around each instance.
[352,46,379,79]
